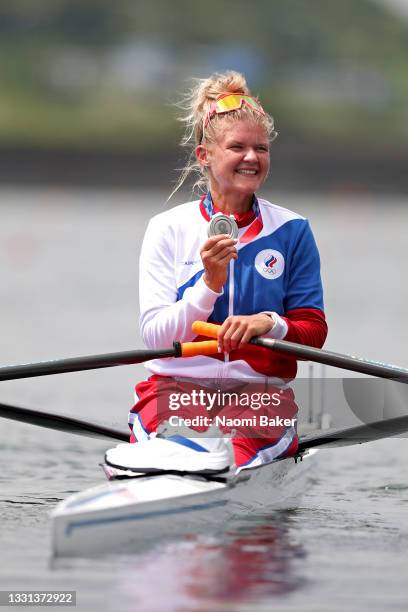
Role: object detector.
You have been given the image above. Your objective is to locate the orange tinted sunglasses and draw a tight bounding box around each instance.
[204,93,265,128]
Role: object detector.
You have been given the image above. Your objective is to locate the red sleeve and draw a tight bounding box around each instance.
[282,308,328,349]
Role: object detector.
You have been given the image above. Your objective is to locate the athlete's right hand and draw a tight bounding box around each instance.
[200,234,238,293]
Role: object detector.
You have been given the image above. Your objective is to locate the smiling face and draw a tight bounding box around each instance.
[196,118,270,212]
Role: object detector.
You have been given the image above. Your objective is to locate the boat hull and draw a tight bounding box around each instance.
[51,450,317,557]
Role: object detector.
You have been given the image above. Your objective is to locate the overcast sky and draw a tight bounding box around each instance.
[379,0,408,16]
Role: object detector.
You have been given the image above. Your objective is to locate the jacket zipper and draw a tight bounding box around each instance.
[225,258,235,364]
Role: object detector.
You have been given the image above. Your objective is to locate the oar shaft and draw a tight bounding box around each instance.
[0,402,129,441]
[298,414,408,451]
[192,320,408,383]
[0,348,176,381]
[0,340,219,382]
[252,337,408,383]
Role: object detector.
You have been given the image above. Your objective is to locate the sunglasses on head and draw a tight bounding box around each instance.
[204,93,265,129]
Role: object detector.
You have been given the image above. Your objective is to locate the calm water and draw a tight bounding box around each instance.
[0,187,408,611]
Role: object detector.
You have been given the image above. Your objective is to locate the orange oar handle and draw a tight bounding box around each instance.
[180,340,219,357]
[191,321,221,339]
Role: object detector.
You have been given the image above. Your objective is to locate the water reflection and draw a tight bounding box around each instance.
[119,513,306,610]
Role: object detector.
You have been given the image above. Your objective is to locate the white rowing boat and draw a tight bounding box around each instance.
[51,398,408,558]
[51,449,318,557]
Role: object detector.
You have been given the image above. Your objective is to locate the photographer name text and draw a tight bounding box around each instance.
[168,415,296,428]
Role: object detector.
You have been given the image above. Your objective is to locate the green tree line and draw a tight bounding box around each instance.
[0,0,407,150]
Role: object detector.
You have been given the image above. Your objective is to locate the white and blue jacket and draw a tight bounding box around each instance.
[139,196,327,382]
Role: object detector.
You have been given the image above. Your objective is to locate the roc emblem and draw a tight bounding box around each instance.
[255,249,285,280]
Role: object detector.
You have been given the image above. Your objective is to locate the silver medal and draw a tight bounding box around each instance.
[207,213,239,239]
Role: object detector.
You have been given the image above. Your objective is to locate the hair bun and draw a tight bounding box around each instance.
[203,71,249,100]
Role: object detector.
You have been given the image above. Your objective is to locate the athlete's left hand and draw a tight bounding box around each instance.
[218,314,275,353]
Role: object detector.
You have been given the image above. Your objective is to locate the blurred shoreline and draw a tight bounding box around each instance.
[1,141,407,193]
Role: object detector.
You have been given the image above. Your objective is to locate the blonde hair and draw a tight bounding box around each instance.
[171,71,277,197]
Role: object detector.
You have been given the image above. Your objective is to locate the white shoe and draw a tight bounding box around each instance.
[105,430,231,475]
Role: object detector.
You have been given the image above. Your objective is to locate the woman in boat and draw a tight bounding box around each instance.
[106,71,327,474]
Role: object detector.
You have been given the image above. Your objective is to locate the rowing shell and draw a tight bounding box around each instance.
[51,449,317,557]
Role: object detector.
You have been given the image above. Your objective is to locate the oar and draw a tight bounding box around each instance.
[2,400,407,452]
[0,340,218,382]
[192,321,408,384]
[0,402,129,441]
[298,414,408,451]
